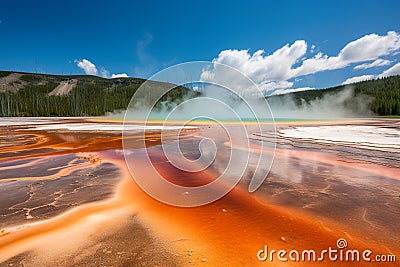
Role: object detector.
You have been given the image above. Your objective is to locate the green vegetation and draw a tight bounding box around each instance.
[0,71,197,116]
[268,75,400,116]
[1,71,399,117]
[0,72,10,78]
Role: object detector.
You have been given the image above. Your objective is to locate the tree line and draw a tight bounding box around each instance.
[0,72,196,116]
[0,71,399,117]
[270,75,400,116]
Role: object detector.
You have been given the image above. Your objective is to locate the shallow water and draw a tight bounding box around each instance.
[0,118,398,266]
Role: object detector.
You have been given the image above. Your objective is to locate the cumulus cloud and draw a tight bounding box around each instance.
[111,73,129,78]
[342,75,375,85]
[75,59,129,78]
[379,62,400,77]
[339,32,399,61]
[293,31,400,77]
[261,81,294,91]
[354,59,391,70]
[201,41,306,85]
[75,59,98,76]
[270,87,314,96]
[202,31,400,95]
[341,62,400,84]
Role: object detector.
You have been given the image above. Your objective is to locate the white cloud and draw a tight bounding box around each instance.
[342,75,375,85]
[202,31,400,95]
[379,62,400,77]
[270,87,314,96]
[261,81,294,91]
[339,31,400,61]
[293,31,400,77]
[200,41,306,95]
[75,59,98,76]
[75,59,129,78]
[354,59,392,70]
[342,62,400,85]
[111,73,129,78]
[202,41,306,84]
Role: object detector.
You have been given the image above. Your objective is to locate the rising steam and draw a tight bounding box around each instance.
[267,86,374,119]
[109,85,373,121]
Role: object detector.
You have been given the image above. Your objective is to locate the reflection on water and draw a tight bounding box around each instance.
[0,118,399,266]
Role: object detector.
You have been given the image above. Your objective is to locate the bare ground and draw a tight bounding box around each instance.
[0,73,25,93]
[48,79,78,96]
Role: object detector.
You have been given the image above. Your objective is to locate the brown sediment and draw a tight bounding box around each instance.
[0,156,98,182]
[0,154,178,265]
[0,124,187,265]
[0,119,398,266]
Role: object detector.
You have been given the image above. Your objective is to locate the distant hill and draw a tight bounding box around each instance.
[267,75,400,116]
[0,70,399,117]
[0,71,196,116]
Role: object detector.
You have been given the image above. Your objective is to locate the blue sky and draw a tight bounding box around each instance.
[0,0,399,93]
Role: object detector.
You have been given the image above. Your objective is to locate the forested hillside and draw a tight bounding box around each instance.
[0,71,196,116]
[268,75,400,116]
[0,71,399,117]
